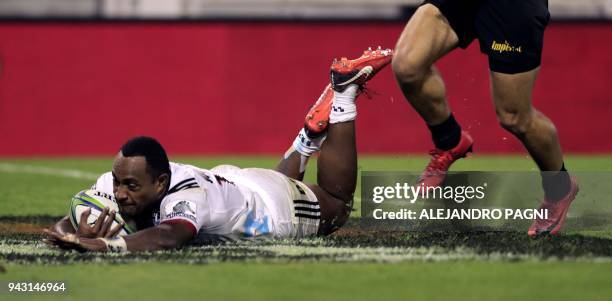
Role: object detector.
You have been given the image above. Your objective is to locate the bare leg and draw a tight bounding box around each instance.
[315,122,357,202]
[277,44,391,234]
[491,68,571,201]
[274,112,357,234]
[392,4,459,126]
[490,68,563,171]
[309,120,357,235]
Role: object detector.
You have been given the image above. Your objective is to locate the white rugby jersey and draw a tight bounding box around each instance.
[91,162,274,238]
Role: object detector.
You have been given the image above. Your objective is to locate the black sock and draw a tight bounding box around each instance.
[428,114,462,150]
[541,163,572,201]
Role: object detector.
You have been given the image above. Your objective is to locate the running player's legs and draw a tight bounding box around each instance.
[490,57,576,236]
[478,0,571,198]
[393,2,478,187]
[478,0,563,172]
[490,69,563,171]
[392,3,459,125]
[478,0,575,234]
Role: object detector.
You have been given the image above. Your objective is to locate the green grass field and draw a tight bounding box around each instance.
[1,155,611,300]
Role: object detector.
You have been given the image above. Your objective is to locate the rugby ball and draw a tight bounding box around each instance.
[68,189,135,236]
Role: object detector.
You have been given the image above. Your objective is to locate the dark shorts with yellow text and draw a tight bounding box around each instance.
[422,0,550,74]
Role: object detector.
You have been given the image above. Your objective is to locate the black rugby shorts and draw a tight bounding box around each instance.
[422,0,550,74]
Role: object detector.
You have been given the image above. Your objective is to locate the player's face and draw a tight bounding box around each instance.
[111,153,167,217]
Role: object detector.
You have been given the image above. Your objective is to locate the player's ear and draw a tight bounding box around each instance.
[156,173,170,194]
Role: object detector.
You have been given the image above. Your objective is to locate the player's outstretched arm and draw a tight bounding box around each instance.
[51,216,76,235]
[43,221,195,252]
[120,222,195,251]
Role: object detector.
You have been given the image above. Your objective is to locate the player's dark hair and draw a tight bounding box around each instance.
[120,136,171,181]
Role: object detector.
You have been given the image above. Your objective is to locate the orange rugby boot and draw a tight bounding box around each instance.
[330,46,394,92]
[304,47,393,137]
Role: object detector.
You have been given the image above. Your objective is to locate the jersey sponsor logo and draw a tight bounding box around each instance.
[491,40,522,53]
[163,200,197,223]
[173,200,196,215]
[164,212,197,223]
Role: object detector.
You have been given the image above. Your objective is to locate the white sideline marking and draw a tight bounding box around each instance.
[0,163,99,181]
[2,242,610,263]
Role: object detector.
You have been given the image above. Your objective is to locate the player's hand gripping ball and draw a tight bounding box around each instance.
[69,190,135,237]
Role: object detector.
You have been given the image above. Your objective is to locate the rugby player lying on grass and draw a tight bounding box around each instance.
[43,47,394,252]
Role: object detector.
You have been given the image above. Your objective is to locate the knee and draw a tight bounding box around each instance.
[496,108,533,136]
[318,199,352,236]
[419,3,445,19]
[391,54,428,86]
[392,5,443,83]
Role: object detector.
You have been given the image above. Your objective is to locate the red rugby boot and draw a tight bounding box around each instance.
[528,176,579,237]
[304,47,393,137]
[418,131,474,187]
[304,84,334,137]
[330,46,393,92]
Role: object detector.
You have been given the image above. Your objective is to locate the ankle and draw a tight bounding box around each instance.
[329,84,359,124]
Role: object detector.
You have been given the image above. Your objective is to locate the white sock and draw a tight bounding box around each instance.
[285,129,327,173]
[330,84,359,124]
[289,128,326,158]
